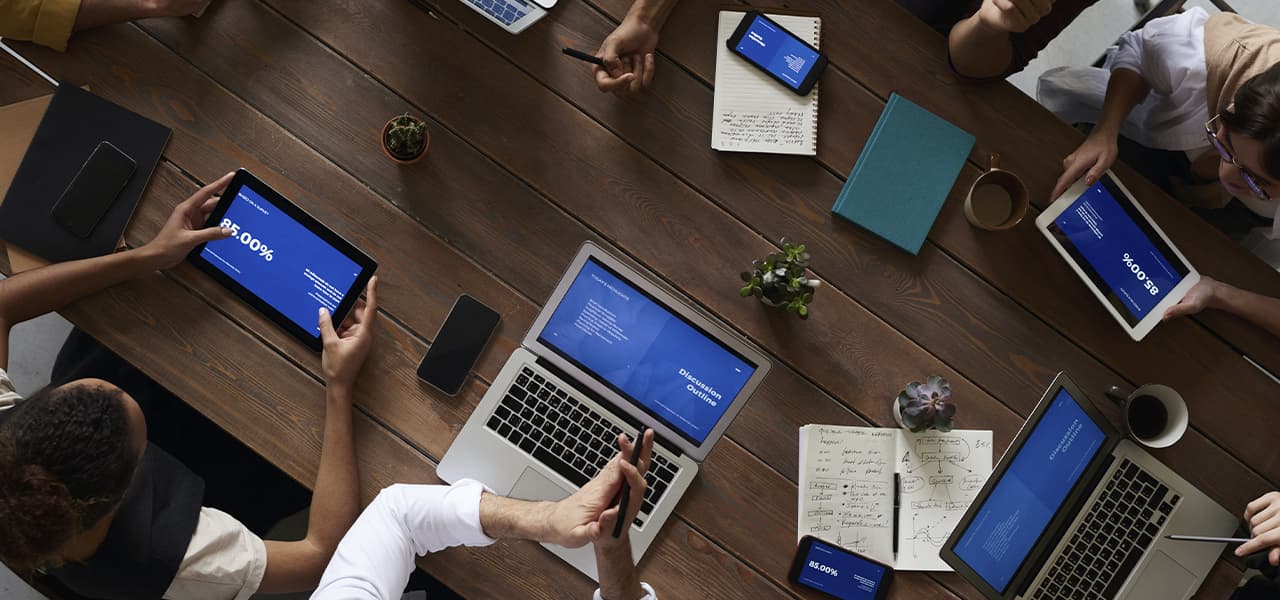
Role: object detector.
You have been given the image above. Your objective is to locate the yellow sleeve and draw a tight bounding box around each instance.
[0,0,83,52]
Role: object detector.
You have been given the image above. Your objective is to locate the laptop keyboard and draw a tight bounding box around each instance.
[485,365,682,528]
[1031,459,1181,600]
[463,0,533,25]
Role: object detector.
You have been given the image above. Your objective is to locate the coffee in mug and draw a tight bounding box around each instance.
[1107,384,1188,448]
[964,153,1029,231]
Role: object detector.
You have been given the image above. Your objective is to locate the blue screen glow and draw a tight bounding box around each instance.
[199,186,361,338]
[797,539,888,599]
[734,14,820,90]
[1052,180,1187,324]
[538,259,754,444]
[952,389,1107,593]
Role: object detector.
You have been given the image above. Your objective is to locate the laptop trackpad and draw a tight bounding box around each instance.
[1126,552,1196,600]
[508,468,572,503]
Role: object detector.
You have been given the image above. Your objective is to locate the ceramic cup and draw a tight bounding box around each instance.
[1106,384,1189,448]
[964,153,1029,231]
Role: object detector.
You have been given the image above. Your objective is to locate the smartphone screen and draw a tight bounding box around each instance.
[417,295,501,395]
[790,536,893,599]
[729,12,826,95]
[51,141,136,239]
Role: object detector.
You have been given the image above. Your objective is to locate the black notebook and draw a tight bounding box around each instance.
[0,85,169,263]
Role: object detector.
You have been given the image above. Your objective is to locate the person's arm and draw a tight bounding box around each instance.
[1237,491,1280,565]
[257,278,377,593]
[592,0,679,95]
[1049,68,1149,199]
[310,431,655,600]
[0,172,234,370]
[1164,276,1280,338]
[73,0,213,32]
[947,0,1054,79]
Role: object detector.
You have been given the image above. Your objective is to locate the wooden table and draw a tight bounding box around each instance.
[2,0,1277,597]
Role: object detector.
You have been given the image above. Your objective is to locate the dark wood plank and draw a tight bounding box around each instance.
[557,0,1280,488]
[747,0,1280,375]
[3,27,797,599]
[129,162,797,598]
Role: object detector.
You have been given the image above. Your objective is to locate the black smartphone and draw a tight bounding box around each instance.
[416,295,501,396]
[726,11,828,96]
[51,141,136,239]
[789,536,893,599]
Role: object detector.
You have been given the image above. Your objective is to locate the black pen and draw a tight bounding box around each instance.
[1164,535,1250,544]
[562,47,606,67]
[612,430,646,538]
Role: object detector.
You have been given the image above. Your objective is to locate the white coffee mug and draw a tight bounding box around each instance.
[1107,384,1188,448]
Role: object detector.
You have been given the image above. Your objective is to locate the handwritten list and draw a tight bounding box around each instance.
[798,425,993,571]
[711,12,819,155]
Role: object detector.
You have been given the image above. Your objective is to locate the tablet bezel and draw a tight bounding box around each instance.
[187,169,377,352]
[1035,171,1199,341]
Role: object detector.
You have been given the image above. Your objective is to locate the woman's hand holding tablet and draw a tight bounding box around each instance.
[187,169,378,351]
[1035,171,1199,341]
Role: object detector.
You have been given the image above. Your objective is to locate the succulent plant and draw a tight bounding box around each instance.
[897,376,956,432]
[385,114,426,158]
[739,237,820,319]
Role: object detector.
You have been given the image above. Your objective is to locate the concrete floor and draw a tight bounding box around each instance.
[4,0,1280,597]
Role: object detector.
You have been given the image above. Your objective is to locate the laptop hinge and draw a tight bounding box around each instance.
[533,356,684,458]
[1014,452,1116,598]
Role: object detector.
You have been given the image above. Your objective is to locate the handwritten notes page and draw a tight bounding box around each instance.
[895,429,992,570]
[798,425,993,571]
[711,12,819,155]
[799,426,897,564]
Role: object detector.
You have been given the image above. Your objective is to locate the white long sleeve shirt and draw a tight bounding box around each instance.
[1038,7,1211,152]
[310,481,657,600]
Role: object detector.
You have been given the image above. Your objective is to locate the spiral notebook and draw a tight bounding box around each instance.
[712,10,820,155]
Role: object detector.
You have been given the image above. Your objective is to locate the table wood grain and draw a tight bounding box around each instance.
[2,0,1274,597]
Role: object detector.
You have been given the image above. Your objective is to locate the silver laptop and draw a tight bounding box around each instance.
[438,242,771,579]
[456,0,549,33]
[941,373,1237,599]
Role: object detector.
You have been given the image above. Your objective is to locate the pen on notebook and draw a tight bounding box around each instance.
[562,47,606,67]
[612,430,646,538]
[893,473,901,555]
[1164,535,1250,544]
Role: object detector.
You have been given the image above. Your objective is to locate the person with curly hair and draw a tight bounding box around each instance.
[0,172,375,599]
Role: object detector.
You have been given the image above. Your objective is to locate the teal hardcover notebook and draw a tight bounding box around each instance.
[831,94,975,255]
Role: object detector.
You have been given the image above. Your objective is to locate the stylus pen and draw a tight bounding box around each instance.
[562,47,606,67]
[1165,535,1251,544]
[612,431,646,538]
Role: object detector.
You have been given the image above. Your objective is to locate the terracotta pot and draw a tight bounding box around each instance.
[381,117,429,164]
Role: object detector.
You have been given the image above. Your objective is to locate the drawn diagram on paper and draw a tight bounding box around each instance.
[894,429,993,570]
[798,425,992,570]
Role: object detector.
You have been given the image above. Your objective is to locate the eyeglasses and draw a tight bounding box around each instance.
[1205,114,1271,202]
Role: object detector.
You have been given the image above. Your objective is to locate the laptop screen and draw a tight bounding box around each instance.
[951,387,1107,593]
[536,257,756,445]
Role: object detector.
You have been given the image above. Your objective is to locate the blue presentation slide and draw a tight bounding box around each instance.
[734,14,819,89]
[953,389,1106,592]
[200,186,361,337]
[797,540,886,599]
[539,259,754,444]
[1055,181,1183,321]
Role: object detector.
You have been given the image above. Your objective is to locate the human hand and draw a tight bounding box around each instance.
[543,429,653,548]
[1051,129,1119,200]
[150,0,215,18]
[593,17,660,95]
[319,277,379,390]
[975,0,1055,34]
[140,172,234,270]
[1237,491,1280,565]
[1163,277,1221,320]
